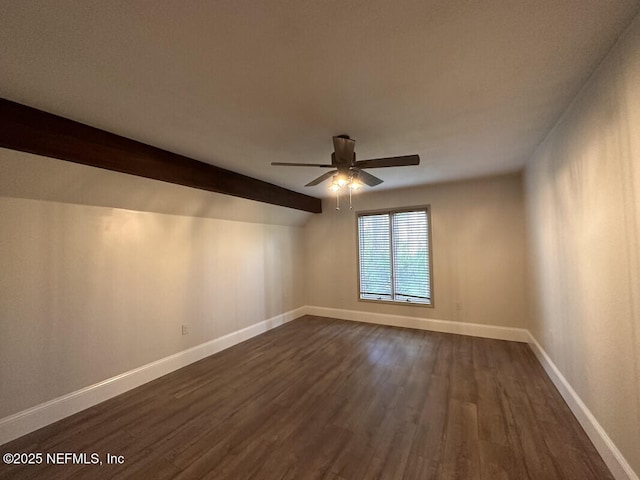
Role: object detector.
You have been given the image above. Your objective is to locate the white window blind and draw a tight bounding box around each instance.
[358,214,392,300]
[357,208,431,305]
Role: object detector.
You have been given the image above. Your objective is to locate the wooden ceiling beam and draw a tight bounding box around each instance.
[0,98,322,213]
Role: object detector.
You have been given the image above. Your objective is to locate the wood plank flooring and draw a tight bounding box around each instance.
[0,316,613,479]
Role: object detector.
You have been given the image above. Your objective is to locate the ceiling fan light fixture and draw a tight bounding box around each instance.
[335,173,349,187]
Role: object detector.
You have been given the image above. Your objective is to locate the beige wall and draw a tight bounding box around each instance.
[0,153,306,419]
[524,14,640,476]
[304,173,527,329]
[0,148,312,227]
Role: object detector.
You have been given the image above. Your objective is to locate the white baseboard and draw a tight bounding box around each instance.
[307,307,637,480]
[0,305,526,446]
[0,306,305,446]
[305,305,529,342]
[527,332,638,480]
[3,307,636,480]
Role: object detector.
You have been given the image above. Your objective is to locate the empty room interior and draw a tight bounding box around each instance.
[1,2,639,479]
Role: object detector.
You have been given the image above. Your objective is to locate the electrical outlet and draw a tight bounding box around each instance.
[181,324,190,336]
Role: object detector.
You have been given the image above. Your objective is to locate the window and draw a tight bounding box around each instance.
[357,207,432,305]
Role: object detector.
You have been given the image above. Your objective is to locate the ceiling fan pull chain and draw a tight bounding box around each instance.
[349,186,353,209]
[336,189,340,211]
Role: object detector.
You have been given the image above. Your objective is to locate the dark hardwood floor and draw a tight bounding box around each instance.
[0,316,612,479]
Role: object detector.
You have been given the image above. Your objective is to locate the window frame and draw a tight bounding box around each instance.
[356,205,434,308]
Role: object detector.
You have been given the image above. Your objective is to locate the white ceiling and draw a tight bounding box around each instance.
[1,1,638,199]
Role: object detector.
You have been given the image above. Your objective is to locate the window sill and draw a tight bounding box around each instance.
[357,297,434,308]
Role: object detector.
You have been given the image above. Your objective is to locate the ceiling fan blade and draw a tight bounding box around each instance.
[332,135,355,164]
[356,169,384,187]
[305,170,338,186]
[355,154,420,169]
[271,162,334,167]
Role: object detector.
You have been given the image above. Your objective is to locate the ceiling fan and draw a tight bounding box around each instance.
[271,135,420,191]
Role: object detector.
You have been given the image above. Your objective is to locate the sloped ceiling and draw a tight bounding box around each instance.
[1,0,638,198]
